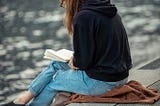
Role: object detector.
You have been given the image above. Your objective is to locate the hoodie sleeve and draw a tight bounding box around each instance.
[73,11,95,70]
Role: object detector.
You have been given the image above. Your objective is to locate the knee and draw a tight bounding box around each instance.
[48,61,59,67]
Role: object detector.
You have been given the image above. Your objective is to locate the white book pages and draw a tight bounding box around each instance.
[44,49,73,62]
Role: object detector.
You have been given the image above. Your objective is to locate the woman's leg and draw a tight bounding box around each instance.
[49,69,128,96]
[27,62,128,106]
[28,61,68,97]
[14,61,69,105]
[14,91,34,104]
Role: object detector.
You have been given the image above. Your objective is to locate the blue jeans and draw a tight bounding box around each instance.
[27,61,128,106]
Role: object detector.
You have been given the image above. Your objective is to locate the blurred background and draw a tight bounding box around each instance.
[0,0,160,104]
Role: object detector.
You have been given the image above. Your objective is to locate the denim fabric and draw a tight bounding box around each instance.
[27,61,128,106]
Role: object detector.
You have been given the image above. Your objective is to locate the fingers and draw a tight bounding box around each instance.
[68,62,79,70]
[68,57,79,70]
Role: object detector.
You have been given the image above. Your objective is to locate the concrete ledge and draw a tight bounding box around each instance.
[128,57,160,86]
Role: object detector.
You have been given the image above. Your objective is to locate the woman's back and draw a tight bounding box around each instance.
[73,0,132,82]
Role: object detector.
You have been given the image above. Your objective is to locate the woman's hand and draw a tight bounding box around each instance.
[68,57,79,70]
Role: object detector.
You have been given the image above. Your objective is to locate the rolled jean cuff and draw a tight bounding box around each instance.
[28,86,38,97]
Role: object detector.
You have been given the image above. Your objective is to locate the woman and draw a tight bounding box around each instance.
[5,0,132,106]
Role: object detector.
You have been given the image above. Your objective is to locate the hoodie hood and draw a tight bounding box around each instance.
[80,0,117,18]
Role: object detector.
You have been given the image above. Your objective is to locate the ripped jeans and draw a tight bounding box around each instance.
[27,61,128,106]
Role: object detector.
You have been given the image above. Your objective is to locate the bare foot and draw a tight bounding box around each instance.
[13,91,34,105]
[13,98,26,105]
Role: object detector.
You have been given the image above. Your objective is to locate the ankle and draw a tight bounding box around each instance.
[13,91,34,105]
[14,98,26,105]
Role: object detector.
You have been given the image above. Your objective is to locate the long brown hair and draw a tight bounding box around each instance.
[64,0,85,36]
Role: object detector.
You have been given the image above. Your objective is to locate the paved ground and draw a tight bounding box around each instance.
[0,0,160,105]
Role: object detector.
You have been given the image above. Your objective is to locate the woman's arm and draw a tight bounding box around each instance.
[72,11,96,70]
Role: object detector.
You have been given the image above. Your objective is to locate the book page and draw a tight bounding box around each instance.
[44,49,73,62]
[56,49,73,60]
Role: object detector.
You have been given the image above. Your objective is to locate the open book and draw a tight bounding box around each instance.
[44,49,73,62]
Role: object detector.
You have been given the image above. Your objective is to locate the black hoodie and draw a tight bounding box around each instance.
[73,0,132,82]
